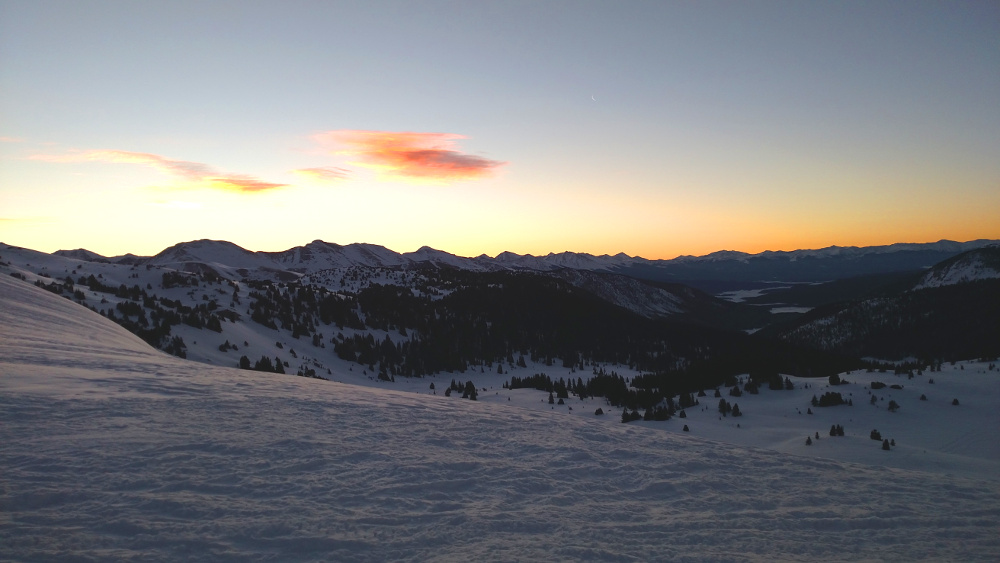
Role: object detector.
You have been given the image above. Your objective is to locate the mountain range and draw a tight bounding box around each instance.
[51,238,999,288]
[5,238,999,372]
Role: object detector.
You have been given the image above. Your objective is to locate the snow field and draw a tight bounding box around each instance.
[3,273,1000,561]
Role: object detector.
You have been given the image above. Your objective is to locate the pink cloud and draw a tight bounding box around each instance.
[314,130,505,182]
[291,166,352,182]
[30,150,286,193]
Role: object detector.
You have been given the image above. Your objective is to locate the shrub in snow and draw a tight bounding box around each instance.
[806,437,813,446]
[920,394,927,401]
[814,392,846,407]
[682,425,689,432]
[594,408,604,416]
[829,373,841,386]
[882,439,891,451]
[621,409,641,423]
[952,398,959,406]
[718,399,733,416]
[679,410,687,418]
[870,429,882,441]
[871,381,886,390]
[887,400,900,413]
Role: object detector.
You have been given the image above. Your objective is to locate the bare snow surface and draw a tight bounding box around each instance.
[2,274,999,561]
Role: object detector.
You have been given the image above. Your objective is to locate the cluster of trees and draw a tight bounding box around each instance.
[775,278,1000,361]
[506,373,575,398]
[35,274,231,357]
[812,392,850,407]
[718,399,742,417]
[246,281,363,337]
[619,404,674,423]
[238,354,286,374]
[321,272,857,384]
[444,379,478,400]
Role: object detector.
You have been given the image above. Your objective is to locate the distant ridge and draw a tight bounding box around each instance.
[29,238,1000,285]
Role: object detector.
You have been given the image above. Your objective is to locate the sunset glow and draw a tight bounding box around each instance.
[0,2,996,258]
[30,150,287,193]
[316,130,506,183]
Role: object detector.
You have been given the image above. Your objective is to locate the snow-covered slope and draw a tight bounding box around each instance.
[53,248,107,262]
[914,246,1000,289]
[3,270,1000,561]
[549,268,685,316]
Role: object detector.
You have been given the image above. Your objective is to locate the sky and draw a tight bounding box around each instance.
[1,0,998,260]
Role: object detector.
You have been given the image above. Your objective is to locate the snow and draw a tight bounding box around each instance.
[914,249,1000,289]
[3,273,1000,561]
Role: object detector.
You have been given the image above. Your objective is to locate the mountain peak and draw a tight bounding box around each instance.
[54,248,107,261]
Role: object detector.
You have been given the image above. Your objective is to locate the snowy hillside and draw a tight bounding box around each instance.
[914,246,1000,289]
[3,266,1000,561]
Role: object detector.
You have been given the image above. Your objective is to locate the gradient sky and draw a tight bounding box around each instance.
[1,1,998,259]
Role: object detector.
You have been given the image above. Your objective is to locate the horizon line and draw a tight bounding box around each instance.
[4,236,998,264]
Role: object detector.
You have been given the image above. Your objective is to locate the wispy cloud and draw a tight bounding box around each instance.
[29,149,286,193]
[291,166,352,183]
[0,136,26,143]
[314,130,505,183]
